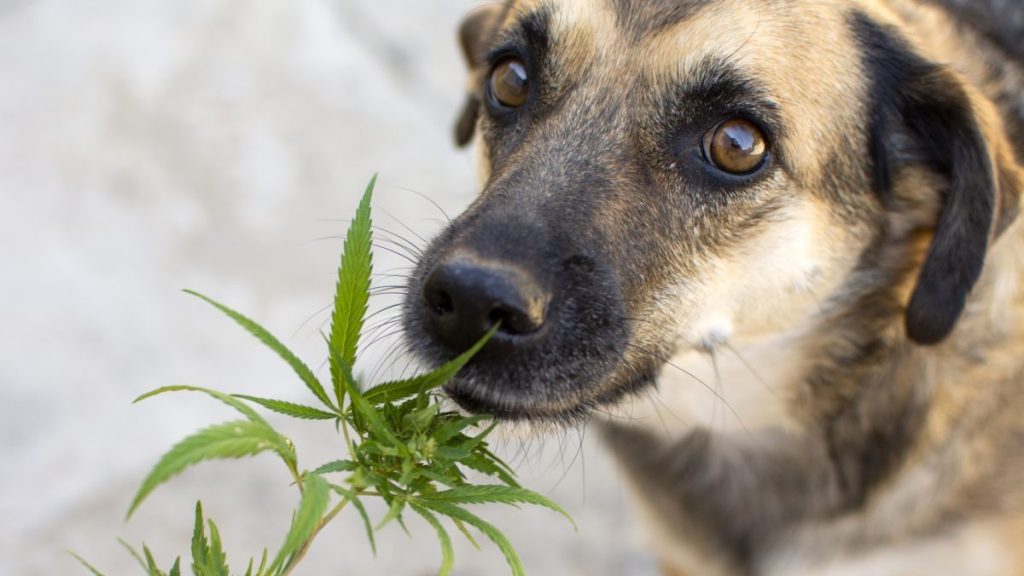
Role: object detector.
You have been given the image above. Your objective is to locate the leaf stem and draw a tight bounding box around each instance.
[279,497,351,575]
[286,457,305,495]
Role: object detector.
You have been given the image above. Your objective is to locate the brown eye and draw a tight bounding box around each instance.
[489,58,529,109]
[703,119,768,175]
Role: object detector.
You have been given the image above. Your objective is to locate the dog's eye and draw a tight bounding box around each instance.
[703,119,768,175]
[489,58,529,109]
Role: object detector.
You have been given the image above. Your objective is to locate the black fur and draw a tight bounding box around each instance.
[852,11,1000,345]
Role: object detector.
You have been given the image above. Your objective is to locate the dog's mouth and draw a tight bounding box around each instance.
[409,335,663,424]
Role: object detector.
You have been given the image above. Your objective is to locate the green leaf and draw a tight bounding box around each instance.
[191,502,209,573]
[456,422,498,455]
[419,501,526,576]
[330,485,376,555]
[376,497,405,531]
[410,504,454,576]
[257,550,269,576]
[333,346,402,448]
[329,176,376,402]
[401,403,440,433]
[420,486,576,529]
[244,550,268,576]
[205,520,230,576]
[183,290,336,412]
[436,446,471,460]
[117,540,148,573]
[134,386,268,427]
[363,325,497,406]
[68,552,107,576]
[309,459,358,476]
[168,558,181,576]
[233,395,337,420]
[142,545,164,576]
[450,518,482,550]
[432,414,491,445]
[269,474,330,573]
[459,448,520,488]
[128,421,292,518]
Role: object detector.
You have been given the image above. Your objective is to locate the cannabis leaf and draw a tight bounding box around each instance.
[76,176,574,576]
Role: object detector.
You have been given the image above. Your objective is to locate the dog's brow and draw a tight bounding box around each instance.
[609,0,714,40]
[488,7,552,63]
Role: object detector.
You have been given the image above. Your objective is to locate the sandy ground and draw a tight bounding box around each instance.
[0,1,659,574]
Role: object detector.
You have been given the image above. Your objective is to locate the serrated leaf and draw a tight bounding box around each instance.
[418,465,465,489]
[233,395,337,421]
[450,518,482,550]
[310,459,358,476]
[410,504,454,576]
[269,474,330,573]
[437,446,471,460]
[204,520,229,576]
[128,421,292,517]
[184,290,336,412]
[191,502,209,573]
[363,325,497,406]
[330,485,377,555]
[68,552,107,576]
[459,453,520,488]
[142,545,163,576]
[457,422,498,456]
[331,345,402,448]
[376,497,405,531]
[432,414,491,445]
[402,403,440,433]
[117,540,148,573]
[258,550,269,575]
[418,501,525,576]
[420,486,576,529]
[329,176,376,401]
[134,386,267,427]
[250,550,268,576]
[168,558,181,576]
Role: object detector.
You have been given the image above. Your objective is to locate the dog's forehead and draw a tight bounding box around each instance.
[498,0,860,86]
[498,0,868,178]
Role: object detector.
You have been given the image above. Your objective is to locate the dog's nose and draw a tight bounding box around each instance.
[422,257,549,352]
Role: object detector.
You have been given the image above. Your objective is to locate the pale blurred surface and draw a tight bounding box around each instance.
[0,1,658,574]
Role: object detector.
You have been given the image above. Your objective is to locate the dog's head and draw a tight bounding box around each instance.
[402,0,1022,422]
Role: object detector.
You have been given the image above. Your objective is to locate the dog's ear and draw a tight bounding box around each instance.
[454,4,504,147]
[855,12,1022,345]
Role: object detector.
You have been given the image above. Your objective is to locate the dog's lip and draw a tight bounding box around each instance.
[442,377,590,422]
[441,365,657,423]
[443,381,555,421]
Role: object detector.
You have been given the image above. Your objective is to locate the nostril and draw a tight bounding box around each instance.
[488,303,543,336]
[426,288,454,317]
[420,257,551,352]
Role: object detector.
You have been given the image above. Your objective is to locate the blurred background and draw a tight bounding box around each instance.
[0,0,658,574]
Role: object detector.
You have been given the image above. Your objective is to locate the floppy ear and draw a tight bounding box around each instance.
[854,12,1022,345]
[454,4,505,147]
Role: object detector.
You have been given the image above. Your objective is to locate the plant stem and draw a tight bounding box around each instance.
[286,458,305,495]
[279,497,351,576]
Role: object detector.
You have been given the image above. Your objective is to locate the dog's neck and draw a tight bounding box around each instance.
[602,214,1024,573]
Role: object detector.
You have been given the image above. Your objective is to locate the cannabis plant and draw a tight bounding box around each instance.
[73,177,573,576]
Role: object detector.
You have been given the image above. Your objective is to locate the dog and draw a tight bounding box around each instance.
[401,0,1024,574]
